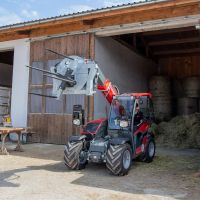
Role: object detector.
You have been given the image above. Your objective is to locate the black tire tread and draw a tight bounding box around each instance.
[64,141,83,170]
[139,138,155,163]
[106,144,131,176]
[145,139,156,163]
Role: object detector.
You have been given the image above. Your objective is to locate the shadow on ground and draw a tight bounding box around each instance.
[1,143,200,199]
[1,142,64,161]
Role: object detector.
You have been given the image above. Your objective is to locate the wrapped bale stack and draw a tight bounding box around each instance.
[177,77,200,115]
[154,76,200,149]
[149,76,172,122]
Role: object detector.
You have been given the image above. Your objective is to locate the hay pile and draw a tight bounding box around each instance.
[155,113,200,149]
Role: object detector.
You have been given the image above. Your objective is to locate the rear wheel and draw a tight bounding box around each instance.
[141,138,156,163]
[64,141,87,170]
[106,143,132,176]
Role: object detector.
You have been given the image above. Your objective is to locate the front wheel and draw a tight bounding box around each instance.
[64,141,87,170]
[106,143,132,176]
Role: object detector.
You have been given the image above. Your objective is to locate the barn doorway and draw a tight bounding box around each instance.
[95,25,200,149]
[0,49,14,125]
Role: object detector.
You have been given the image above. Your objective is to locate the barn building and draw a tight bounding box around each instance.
[0,0,199,144]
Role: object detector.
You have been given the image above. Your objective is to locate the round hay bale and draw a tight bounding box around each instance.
[149,76,171,97]
[183,76,200,98]
[153,96,172,121]
[177,97,198,116]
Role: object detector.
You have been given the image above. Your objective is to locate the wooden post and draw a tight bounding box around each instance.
[87,33,95,122]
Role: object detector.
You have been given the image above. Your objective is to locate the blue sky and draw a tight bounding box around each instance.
[0,0,143,26]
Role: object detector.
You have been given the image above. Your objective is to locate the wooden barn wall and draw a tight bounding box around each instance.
[28,34,94,144]
[159,55,200,79]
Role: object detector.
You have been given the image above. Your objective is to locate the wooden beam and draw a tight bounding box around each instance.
[88,33,95,121]
[140,35,150,57]
[149,37,200,46]
[17,30,31,35]
[92,4,200,29]
[156,52,200,58]
[0,0,199,42]
[142,26,196,36]
[30,85,53,91]
[133,34,137,49]
[154,47,200,56]
[82,19,95,26]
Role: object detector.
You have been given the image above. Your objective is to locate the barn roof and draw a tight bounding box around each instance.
[0,0,166,30]
[0,0,199,42]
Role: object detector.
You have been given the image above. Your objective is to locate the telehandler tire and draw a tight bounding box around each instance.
[106,143,132,176]
[144,138,156,163]
[64,141,86,170]
[139,138,156,163]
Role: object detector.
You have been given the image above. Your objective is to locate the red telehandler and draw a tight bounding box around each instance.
[28,51,156,176]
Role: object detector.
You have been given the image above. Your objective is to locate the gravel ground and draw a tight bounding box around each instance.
[0,143,200,200]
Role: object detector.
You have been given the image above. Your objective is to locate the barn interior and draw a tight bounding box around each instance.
[0,50,13,124]
[0,50,13,87]
[94,25,200,149]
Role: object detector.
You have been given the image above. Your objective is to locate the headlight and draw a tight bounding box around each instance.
[119,120,128,128]
[73,119,81,126]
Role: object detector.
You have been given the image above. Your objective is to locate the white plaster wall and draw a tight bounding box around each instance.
[0,39,30,127]
[94,37,157,119]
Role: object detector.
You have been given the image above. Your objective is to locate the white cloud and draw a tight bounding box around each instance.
[21,9,39,18]
[0,5,40,27]
[59,5,94,15]
[0,6,22,26]
[6,0,39,18]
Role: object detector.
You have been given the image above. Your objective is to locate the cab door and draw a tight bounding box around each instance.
[133,97,151,156]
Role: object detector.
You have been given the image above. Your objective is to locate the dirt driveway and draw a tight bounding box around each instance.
[0,143,199,200]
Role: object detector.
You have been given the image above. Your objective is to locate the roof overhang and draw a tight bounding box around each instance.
[0,0,199,42]
[0,0,168,31]
[95,14,200,37]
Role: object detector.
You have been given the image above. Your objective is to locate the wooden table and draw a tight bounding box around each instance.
[0,127,25,155]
